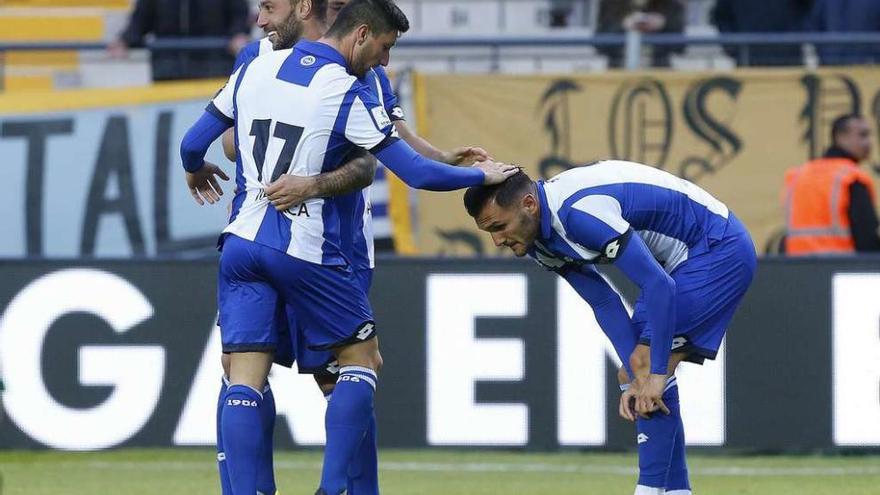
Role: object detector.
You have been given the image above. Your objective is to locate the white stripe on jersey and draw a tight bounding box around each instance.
[570,195,629,234]
[545,160,729,219]
[637,230,689,272]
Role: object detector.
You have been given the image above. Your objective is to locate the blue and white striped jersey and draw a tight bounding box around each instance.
[530,160,730,274]
[209,40,397,266]
[233,37,273,71]
[230,38,402,271]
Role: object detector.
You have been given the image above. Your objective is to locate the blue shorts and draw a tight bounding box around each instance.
[217,235,375,356]
[291,267,374,375]
[635,214,756,364]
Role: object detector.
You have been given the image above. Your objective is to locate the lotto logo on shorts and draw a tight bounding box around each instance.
[226,399,258,407]
[356,322,376,341]
[671,336,688,350]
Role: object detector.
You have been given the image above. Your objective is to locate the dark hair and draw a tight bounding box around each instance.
[325,0,410,38]
[463,170,534,218]
[830,114,863,143]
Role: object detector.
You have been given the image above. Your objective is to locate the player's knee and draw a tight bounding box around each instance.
[335,338,382,372]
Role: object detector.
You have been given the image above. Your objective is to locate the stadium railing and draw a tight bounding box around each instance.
[2,32,880,90]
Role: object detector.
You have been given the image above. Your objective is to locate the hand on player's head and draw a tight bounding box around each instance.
[474,160,520,185]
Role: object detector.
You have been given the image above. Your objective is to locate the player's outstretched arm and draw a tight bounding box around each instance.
[265,150,378,211]
[371,137,517,191]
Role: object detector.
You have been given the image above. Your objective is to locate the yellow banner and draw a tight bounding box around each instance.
[410,67,880,256]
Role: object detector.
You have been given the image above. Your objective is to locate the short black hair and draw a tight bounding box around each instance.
[325,0,410,38]
[831,113,863,143]
[463,170,534,218]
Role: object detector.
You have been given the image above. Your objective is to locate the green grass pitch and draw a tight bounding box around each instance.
[1,448,879,494]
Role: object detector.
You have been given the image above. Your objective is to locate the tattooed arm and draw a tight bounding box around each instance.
[265,148,377,211]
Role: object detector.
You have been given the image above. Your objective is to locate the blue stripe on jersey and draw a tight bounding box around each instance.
[371,203,388,218]
[555,183,728,253]
[228,58,255,226]
[336,190,369,270]
[371,66,399,112]
[253,207,292,251]
[317,84,362,265]
[233,39,262,71]
[277,48,328,87]
[374,166,386,179]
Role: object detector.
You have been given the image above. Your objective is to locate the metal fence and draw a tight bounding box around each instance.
[3,31,880,90]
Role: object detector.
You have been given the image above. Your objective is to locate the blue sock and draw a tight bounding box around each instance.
[257,382,277,495]
[664,389,690,494]
[636,377,680,489]
[217,376,232,495]
[222,384,264,495]
[319,366,377,495]
[347,411,379,495]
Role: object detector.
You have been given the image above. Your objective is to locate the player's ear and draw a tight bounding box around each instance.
[298,0,314,19]
[522,193,537,211]
[356,24,370,44]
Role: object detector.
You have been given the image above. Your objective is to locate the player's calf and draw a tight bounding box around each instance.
[319,339,382,494]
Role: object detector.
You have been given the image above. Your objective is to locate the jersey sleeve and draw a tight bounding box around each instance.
[565,205,676,375]
[207,65,243,125]
[372,66,405,121]
[344,83,396,150]
[562,265,639,373]
[562,195,632,262]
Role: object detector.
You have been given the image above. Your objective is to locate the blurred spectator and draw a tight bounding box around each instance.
[549,0,574,28]
[783,114,880,255]
[108,0,251,81]
[597,0,685,67]
[711,0,813,66]
[807,0,880,65]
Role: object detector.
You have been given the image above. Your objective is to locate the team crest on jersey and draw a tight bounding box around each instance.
[300,55,316,66]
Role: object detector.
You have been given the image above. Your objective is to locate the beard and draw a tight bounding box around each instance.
[272,9,304,50]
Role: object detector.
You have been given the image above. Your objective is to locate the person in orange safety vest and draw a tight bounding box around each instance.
[784,114,880,255]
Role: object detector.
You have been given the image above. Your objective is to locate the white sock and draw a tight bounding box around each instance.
[634,485,664,495]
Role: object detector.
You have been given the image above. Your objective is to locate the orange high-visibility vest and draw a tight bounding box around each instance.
[784,158,876,255]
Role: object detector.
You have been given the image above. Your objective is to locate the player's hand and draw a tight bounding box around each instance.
[186,162,229,205]
[442,146,492,166]
[475,161,520,185]
[634,374,670,417]
[266,174,317,211]
[619,385,638,422]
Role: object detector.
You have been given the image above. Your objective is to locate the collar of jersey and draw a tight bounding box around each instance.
[295,40,348,69]
[536,180,552,240]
